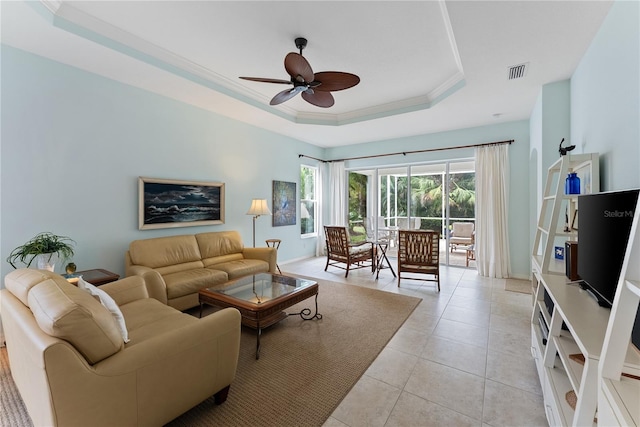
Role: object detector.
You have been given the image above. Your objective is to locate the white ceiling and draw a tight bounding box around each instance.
[1,1,613,148]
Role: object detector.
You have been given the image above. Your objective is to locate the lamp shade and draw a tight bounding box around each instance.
[247,199,272,216]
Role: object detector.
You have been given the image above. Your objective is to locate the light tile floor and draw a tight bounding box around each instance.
[280,256,546,427]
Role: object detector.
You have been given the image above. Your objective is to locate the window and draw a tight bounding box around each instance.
[300,165,318,237]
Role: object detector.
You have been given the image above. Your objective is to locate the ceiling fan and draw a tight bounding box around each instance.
[240,37,360,108]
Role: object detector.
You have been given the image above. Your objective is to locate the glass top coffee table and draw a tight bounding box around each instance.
[198,273,322,359]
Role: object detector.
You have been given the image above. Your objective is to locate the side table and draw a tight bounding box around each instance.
[265,239,282,274]
[64,269,120,286]
[370,240,396,279]
[465,245,476,267]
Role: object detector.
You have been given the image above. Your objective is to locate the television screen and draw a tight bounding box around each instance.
[578,189,639,307]
[578,189,639,351]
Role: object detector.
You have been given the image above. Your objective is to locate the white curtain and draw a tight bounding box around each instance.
[315,163,326,257]
[475,144,511,278]
[328,161,346,226]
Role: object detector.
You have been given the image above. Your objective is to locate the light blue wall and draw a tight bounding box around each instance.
[2,0,636,283]
[529,80,571,259]
[0,46,324,279]
[570,0,640,191]
[326,121,532,279]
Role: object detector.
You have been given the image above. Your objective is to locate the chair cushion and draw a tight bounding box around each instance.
[349,243,372,256]
[28,279,123,364]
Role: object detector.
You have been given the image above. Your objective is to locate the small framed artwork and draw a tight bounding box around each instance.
[554,246,564,260]
[571,209,578,230]
[139,177,225,230]
[272,180,296,227]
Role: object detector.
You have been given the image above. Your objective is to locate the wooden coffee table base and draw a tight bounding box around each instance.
[199,277,322,359]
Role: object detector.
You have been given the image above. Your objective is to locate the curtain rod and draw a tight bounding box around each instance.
[299,139,514,163]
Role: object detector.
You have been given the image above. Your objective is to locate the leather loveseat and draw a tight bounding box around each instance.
[1,268,241,427]
[125,230,277,310]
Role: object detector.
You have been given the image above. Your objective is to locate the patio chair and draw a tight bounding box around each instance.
[397,229,440,290]
[324,226,375,277]
[397,217,421,230]
[449,222,475,252]
[366,216,390,242]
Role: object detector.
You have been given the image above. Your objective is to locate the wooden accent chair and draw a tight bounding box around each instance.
[324,226,375,277]
[397,229,440,290]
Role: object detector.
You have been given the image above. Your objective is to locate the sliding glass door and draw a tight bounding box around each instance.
[348,160,475,267]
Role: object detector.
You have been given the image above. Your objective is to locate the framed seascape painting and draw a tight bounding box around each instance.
[272,180,296,227]
[139,177,225,230]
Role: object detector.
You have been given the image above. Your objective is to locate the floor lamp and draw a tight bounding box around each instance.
[247,199,272,247]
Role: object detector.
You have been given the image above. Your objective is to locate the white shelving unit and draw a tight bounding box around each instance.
[532,153,599,281]
[598,195,640,426]
[532,188,640,427]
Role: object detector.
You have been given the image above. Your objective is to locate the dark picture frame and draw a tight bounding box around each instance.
[139,177,225,230]
[272,180,297,227]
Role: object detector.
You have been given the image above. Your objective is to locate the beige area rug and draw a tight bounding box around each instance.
[505,278,532,294]
[0,279,421,427]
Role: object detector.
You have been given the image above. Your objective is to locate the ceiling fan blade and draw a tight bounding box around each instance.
[301,90,334,108]
[313,72,360,92]
[270,88,299,106]
[284,52,314,83]
[239,77,292,85]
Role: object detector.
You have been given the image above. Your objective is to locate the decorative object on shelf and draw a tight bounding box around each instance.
[558,137,576,156]
[6,232,75,271]
[65,262,77,274]
[565,172,581,194]
[247,199,272,247]
[272,180,297,227]
[138,177,225,230]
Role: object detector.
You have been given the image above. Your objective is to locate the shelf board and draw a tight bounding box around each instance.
[601,377,640,426]
[532,255,565,275]
[537,300,551,326]
[540,274,611,359]
[546,363,574,426]
[554,334,584,392]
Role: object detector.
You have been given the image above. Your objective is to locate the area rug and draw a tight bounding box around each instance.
[0,279,421,427]
[505,278,532,294]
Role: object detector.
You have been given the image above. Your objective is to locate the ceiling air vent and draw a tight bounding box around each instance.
[508,62,529,80]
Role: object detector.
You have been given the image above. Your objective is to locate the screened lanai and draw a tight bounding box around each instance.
[348,160,476,267]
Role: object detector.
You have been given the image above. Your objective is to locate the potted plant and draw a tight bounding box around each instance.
[7,232,75,271]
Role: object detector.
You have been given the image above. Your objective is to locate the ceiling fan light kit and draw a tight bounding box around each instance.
[240,38,360,108]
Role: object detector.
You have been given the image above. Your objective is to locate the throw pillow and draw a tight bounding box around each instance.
[78,277,130,343]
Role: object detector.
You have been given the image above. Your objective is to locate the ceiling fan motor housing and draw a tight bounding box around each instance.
[295,37,307,53]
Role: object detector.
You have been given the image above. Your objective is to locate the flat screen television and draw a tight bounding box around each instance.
[577,188,639,349]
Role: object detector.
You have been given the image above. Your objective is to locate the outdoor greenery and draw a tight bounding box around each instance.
[300,166,316,235]
[7,232,75,269]
[348,171,476,236]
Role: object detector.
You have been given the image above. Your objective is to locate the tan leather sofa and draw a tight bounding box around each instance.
[125,230,277,311]
[1,268,241,427]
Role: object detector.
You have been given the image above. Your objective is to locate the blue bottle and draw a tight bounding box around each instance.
[565,172,580,195]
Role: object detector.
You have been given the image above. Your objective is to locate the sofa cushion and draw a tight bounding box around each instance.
[163,268,228,300]
[119,299,198,346]
[196,231,244,259]
[4,269,61,306]
[28,279,123,364]
[210,259,271,279]
[129,235,202,268]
